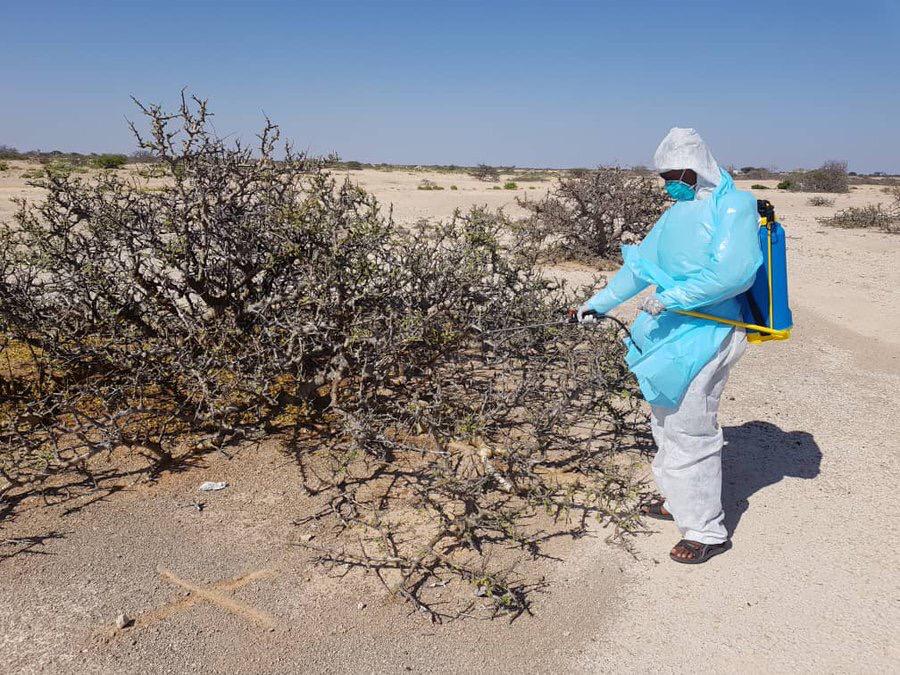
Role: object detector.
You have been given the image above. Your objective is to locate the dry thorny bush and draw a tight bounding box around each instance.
[515,167,668,264]
[820,203,900,234]
[467,164,500,182]
[819,187,900,234]
[0,96,649,621]
[786,160,850,194]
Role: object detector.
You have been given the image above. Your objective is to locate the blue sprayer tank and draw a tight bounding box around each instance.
[738,199,793,339]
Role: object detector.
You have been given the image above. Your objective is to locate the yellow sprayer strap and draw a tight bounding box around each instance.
[670,220,791,342]
[673,309,791,340]
[767,224,774,329]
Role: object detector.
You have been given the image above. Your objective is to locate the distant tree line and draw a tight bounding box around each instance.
[0,144,153,168]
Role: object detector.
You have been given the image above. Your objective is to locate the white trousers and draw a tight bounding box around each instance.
[650,329,747,544]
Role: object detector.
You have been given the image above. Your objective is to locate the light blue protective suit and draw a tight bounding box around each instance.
[584,127,763,546]
[584,167,762,409]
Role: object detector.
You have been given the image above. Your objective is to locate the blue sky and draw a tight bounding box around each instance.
[2,1,898,172]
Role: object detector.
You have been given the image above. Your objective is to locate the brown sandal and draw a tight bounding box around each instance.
[669,539,732,564]
[641,499,674,521]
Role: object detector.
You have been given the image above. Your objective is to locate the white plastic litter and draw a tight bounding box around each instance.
[198,481,228,492]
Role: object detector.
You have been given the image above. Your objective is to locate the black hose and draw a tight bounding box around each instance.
[577,309,642,355]
[480,309,642,355]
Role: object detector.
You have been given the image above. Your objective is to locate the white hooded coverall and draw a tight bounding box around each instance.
[650,128,747,544]
[584,128,759,544]
[651,327,746,544]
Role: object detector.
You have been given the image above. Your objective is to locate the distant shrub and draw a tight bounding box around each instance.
[417,179,444,191]
[516,167,668,263]
[503,181,518,190]
[90,154,128,170]
[0,161,8,172]
[808,196,835,207]
[46,162,79,177]
[468,164,500,182]
[129,149,156,164]
[786,161,849,193]
[820,204,899,233]
[631,165,655,176]
[777,180,794,190]
[739,167,760,178]
[344,161,363,170]
[21,162,87,179]
[0,145,20,159]
[737,166,779,180]
[510,171,549,182]
[449,184,458,190]
[751,184,769,190]
[136,163,168,179]
[851,175,900,187]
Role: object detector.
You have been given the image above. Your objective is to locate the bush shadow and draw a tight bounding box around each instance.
[722,421,822,536]
[0,530,66,563]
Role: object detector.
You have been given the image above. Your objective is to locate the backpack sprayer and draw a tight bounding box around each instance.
[673,199,793,343]
[484,200,792,349]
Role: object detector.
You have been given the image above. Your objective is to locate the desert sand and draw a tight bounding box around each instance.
[1,164,898,673]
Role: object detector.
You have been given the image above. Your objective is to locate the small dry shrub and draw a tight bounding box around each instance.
[135,163,168,179]
[515,167,668,263]
[808,196,835,207]
[510,171,549,182]
[417,179,444,191]
[19,167,44,179]
[468,164,500,182]
[819,203,899,233]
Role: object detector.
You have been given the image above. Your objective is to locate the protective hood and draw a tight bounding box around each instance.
[654,127,721,198]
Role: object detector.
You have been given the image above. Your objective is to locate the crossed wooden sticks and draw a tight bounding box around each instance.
[128,567,279,631]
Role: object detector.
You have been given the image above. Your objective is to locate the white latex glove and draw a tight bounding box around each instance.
[639,295,666,316]
[576,303,598,323]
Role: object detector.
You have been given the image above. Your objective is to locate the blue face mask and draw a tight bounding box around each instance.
[665,180,696,201]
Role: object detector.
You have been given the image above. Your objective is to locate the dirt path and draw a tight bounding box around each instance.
[1,169,897,673]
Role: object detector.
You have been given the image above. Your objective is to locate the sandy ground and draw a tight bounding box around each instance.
[1,164,898,673]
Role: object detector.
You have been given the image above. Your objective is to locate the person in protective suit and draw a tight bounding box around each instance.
[578,127,762,564]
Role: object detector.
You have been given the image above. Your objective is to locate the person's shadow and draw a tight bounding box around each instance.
[722,421,822,536]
